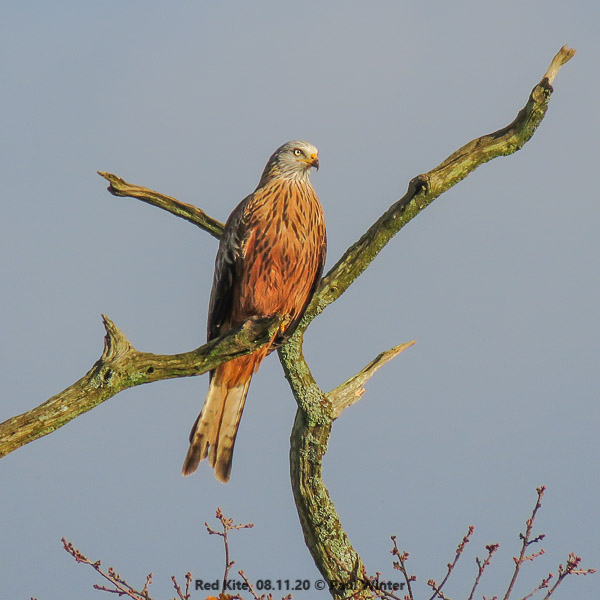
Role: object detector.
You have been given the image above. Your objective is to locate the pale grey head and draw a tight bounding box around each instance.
[258,140,319,186]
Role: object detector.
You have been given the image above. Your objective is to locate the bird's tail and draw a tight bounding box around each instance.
[181,354,260,482]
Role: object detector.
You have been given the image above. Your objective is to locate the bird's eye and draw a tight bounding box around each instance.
[293,149,303,156]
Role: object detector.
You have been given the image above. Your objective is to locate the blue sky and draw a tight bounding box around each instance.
[2,2,599,599]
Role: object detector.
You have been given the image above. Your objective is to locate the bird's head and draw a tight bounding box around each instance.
[259,140,319,184]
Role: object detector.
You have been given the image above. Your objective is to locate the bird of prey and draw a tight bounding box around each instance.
[182,140,327,482]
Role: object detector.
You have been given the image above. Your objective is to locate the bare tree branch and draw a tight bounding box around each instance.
[299,45,576,330]
[0,315,281,458]
[427,526,475,600]
[328,341,415,418]
[62,537,155,599]
[280,46,575,599]
[98,171,225,238]
[503,486,546,600]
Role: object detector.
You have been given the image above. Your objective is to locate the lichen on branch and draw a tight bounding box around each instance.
[280,45,575,599]
[0,315,281,458]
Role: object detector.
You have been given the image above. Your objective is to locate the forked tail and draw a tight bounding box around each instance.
[182,355,257,482]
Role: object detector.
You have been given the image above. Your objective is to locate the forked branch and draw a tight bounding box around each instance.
[0,315,281,457]
[280,46,575,599]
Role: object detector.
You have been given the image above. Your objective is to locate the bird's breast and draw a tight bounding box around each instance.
[236,178,325,317]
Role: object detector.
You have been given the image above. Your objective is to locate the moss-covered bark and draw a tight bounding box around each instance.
[0,315,280,457]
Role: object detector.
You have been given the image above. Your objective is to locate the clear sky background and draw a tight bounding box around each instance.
[2,2,598,599]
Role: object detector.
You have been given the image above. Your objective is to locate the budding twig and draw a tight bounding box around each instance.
[427,525,475,600]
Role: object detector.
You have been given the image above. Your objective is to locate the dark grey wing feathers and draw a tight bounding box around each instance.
[207,195,251,342]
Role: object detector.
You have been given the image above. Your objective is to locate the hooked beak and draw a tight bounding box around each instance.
[309,153,319,171]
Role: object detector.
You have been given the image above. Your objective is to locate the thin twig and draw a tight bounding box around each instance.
[540,554,595,600]
[467,544,500,600]
[206,508,254,596]
[390,536,415,600]
[62,538,153,600]
[427,525,474,600]
[503,487,546,600]
[172,572,192,600]
[519,572,553,600]
[427,579,453,600]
